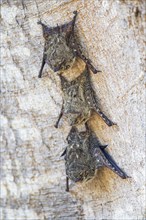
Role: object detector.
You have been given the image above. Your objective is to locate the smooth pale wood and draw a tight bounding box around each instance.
[1,0,145,219]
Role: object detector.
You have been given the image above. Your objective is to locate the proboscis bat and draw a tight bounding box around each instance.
[55,65,115,128]
[37,11,100,78]
[61,125,129,191]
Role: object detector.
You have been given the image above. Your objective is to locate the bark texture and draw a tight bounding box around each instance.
[1,0,145,219]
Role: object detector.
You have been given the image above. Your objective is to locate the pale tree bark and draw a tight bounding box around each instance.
[0,0,145,219]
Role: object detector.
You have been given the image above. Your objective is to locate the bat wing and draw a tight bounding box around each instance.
[89,131,129,179]
[99,146,130,179]
[61,148,67,157]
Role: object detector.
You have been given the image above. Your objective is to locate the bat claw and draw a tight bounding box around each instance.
[73,11,78,15]
[54,124,58,128]
[112,122,118,126]
[37,20,42,25]
[108,122,117,127]
[93,69,102,74]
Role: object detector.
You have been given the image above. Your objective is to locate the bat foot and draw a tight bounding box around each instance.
[73,11,77,15]
[54,124,58,128]
[122,174,131,179]
[86,64,101,74]
[93,69,102,74]
[37,20,42,25]
[38,71,42,78]
[108,122,117,127]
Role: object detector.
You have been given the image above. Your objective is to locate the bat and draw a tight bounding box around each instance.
[55,65,116,128]
[37,11,100,78]
[62,125,129,191]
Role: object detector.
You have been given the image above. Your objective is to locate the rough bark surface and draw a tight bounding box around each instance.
[0,0,145,219]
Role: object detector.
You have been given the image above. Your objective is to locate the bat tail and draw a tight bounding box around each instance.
[100,147,130,179]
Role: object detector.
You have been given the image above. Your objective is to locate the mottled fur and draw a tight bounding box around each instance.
[62,126,129,191]
[37,11,100,77]
[55,66,115,128]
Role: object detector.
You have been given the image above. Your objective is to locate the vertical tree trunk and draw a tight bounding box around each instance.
[1,0,145,219]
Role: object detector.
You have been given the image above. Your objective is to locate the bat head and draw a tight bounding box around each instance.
[63,127,129,184]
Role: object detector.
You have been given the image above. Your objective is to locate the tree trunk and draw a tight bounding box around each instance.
[1,0,145,219]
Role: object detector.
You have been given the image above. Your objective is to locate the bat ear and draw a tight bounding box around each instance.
[37,20,51,38]
[70,126,78,131]
[66,126,78,142]
[62,11,78,35]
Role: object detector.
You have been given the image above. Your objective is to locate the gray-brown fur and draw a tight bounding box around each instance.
[62,126,129,191]
[37,11,100,78]
[55,66,115,128]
